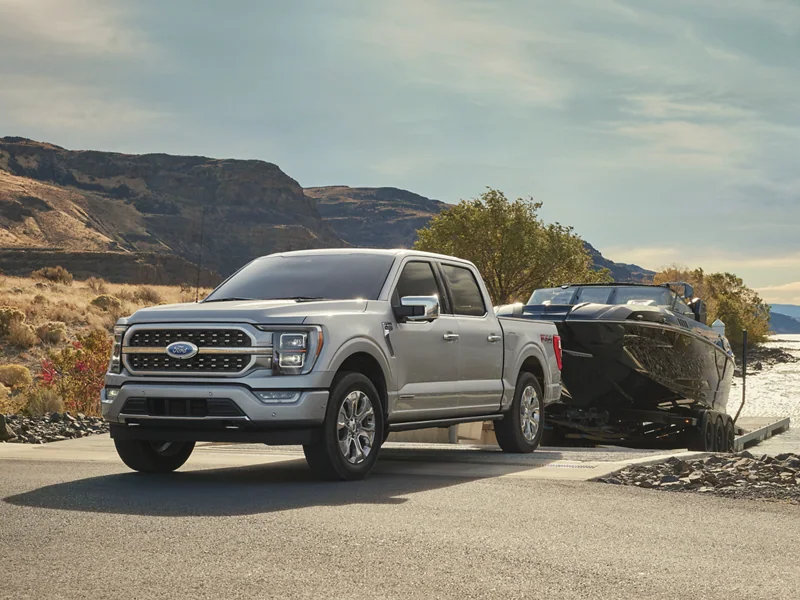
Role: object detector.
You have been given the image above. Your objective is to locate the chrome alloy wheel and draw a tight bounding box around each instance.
[519,385,541,442]
[336,390,376,464]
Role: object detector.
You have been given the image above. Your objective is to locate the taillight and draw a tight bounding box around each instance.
[553,335,563,371]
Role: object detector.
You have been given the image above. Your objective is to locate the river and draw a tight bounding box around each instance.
[728,334,800,421]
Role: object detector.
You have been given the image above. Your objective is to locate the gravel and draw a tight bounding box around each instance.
[597,451,800,504]
[0,412,109,444]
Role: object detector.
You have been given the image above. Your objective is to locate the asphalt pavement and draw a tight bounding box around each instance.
[1,437,798,599]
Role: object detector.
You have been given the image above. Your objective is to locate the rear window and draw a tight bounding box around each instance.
[442,264,485,316]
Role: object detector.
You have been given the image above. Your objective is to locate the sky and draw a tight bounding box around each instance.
[0,0,798,303]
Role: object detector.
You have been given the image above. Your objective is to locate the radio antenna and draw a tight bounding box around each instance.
[194,204,206,303]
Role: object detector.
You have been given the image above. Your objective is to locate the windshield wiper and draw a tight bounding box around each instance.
[203,297,258,303]
[264,296,327,302]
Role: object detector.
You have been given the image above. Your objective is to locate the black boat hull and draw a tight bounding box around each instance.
[558,318,733,413]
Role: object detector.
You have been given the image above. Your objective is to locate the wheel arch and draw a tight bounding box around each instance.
[328,340,392,423]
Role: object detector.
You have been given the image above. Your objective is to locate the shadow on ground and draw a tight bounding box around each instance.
[3,450,562,517]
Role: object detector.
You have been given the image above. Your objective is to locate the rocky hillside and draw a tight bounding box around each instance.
[306,186,446,249]
[770,311,800,334]
[0,137,652,284]
[0,137,342,280]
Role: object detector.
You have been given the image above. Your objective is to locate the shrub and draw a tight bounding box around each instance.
[0,383,26,415]
[40,330,111,416]
[7,321,38,348]
[46,304,82,325]
[0,305,26,337]
[24,387,63,416]
[32,293,48,305]
[36,321,68,345]
[0,364,33,389]
[134,286,162,304]
[91,294,122,312]
[31,266,73,285]
[86,277,107,293]
[115,287,136,302]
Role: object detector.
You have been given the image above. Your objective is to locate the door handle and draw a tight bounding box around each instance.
[443,332,460,342]
[487,333,501,343]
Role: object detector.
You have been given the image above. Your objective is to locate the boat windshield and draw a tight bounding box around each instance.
[529,285,677,308]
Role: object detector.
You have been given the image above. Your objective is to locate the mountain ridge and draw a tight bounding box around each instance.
[0,137,653,285]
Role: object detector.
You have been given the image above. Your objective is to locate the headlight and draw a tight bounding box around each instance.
[255,326,324,374]
[109,324,127,374]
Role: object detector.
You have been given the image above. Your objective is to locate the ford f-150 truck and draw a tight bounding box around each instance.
[103,249,562,479]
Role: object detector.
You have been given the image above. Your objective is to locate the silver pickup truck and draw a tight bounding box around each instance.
[103,249,562,479]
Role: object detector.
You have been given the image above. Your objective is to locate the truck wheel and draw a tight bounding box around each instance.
[303,372,384,480]
[495,372,543,453]
[114,439,195,473]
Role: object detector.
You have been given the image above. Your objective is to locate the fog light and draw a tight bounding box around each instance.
[255,390,299,404]
[279,353,305,368]
[103,387,120,404]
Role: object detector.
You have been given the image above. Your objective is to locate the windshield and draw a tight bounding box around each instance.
[205,253,395,302]
[528,287,576,305]
[528,285,676,308]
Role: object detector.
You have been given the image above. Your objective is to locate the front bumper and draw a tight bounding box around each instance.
[101,384,329,429]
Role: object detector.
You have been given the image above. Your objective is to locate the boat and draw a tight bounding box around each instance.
[496,282,735,450]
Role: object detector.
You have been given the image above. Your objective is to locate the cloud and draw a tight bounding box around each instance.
[603,245,800,291]
[0,0,156,57]
[0,75,168,135]
[756,281,800,305]
[358,0,571,107]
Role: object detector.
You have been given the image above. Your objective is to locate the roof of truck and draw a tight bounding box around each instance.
[266,247,475,264]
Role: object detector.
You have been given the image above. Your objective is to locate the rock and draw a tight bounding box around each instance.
[0,415,16,441]
[49,412,62,422]
[659,474,680,484]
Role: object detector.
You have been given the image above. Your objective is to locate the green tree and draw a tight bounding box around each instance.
[653,266,770,347]
[414,188,610,304]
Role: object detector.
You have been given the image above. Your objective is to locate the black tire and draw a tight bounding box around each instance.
[303,372,384,481]
[723,415,735,452]
[495,372,544,453]
[114,439,195,473]
[687,411,713,451]
[712,414,726,452]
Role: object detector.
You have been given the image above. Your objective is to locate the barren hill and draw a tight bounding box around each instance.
[0,137,652,285]
[0,137,342,280]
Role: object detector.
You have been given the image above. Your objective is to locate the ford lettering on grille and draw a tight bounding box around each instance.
[166,341,199,359]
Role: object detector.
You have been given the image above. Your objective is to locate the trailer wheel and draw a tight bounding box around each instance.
[723,416,735,452]
[703,413,715,451]
[713,414,726,452]
[495,372,543,453]
[688,411,715,451]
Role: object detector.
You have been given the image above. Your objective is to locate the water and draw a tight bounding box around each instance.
[729,334,800,420]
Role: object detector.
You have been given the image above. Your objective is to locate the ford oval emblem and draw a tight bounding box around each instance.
[166,341,198,360]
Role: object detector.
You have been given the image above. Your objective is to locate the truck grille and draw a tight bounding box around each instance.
[127,353,250,373]
[128,329,250,348]
[122,326,269,375]
[121,397,245,417]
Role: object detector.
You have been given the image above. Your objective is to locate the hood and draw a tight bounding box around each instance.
[122,299,369,325]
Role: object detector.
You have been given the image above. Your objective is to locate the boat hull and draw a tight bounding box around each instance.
[558,318,734,413]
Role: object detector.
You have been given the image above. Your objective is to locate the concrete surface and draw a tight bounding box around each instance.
[1,435,799,599]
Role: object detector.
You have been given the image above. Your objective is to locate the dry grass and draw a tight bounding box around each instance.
[0,275,212,374]
[0,364,33,389]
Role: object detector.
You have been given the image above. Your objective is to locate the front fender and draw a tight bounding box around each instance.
[327,336,394,391]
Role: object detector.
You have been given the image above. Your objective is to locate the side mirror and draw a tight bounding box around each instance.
[690,298,707,325]
[394,296,439,322]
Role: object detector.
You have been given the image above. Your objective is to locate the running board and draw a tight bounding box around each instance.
[388,414,503,432]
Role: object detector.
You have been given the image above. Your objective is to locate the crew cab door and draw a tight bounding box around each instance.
[438,262,504,412]
[388,259,462,421]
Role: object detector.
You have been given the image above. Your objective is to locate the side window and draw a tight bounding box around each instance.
[441,264,486,316]
[393,261,441,304]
